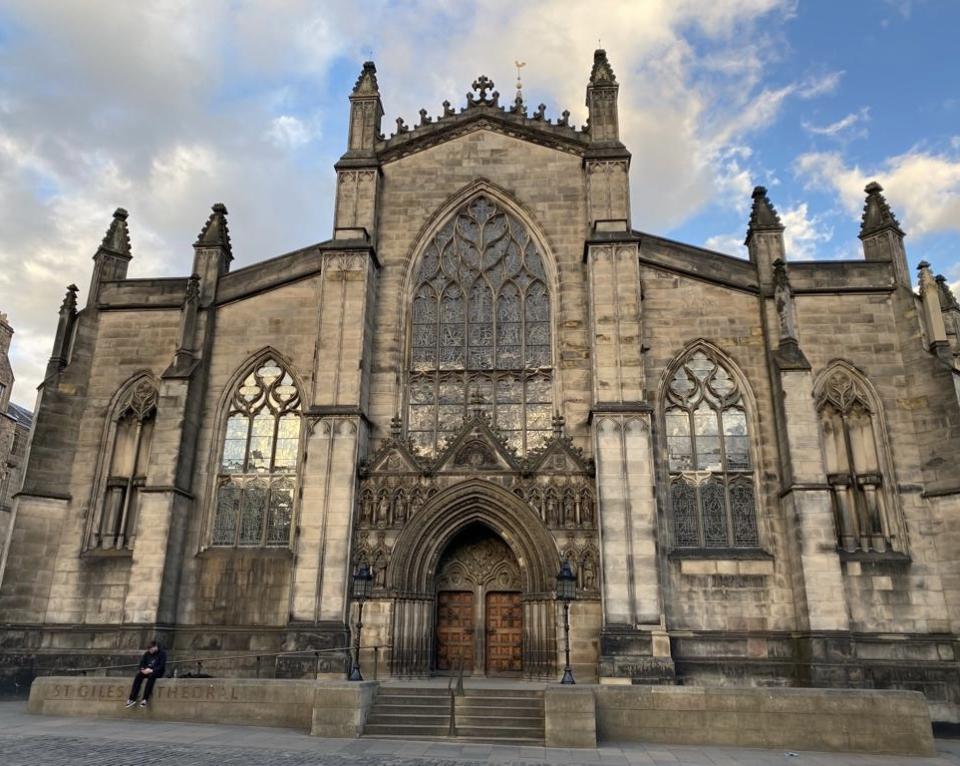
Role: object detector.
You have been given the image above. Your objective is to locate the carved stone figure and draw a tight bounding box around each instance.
[376,491,390,526]
[545,491,559,527]
[372,533,389,589]
[580,490,594,526]
[360,489,374,525]
[563,489,576,527]
[393,489,407,524]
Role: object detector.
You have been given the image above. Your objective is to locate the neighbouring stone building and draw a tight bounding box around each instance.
[0,314,33,560]
[2,51,960,720]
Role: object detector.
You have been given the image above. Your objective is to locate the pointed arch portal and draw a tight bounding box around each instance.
[386,479,560,677]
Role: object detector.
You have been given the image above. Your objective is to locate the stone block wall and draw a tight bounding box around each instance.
[639,265,797,632]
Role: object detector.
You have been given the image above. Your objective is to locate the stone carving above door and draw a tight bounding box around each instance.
[436,534,521,591]
[357,409,596,533]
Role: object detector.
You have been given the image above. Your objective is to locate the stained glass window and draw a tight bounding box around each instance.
[664,350,759,548]
[212,358,302,547]
[407,196,553,455]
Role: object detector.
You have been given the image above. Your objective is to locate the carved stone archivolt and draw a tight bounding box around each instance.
[357,410,596,533]
[354,410,599,598]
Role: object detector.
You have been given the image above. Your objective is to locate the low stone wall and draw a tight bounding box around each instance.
[27,677,376,734]
[595,685,935,755]
[311,681,378,737]
[544,686,596,747]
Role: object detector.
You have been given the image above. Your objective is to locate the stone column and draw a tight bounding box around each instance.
[587,238,672,682]
[290,246,378,657]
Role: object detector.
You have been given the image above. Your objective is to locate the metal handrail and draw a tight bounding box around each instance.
[21,644,390,677]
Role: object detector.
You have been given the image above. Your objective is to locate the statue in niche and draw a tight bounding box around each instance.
[545,490,559,527]
[580,490,594,526]
[581,554,597,590]
[360,489,374,525]
[371,532,389,588]
[563,489,577,527]
[376,491,391,526]
[409,487,424,518]
[393,490,407,524]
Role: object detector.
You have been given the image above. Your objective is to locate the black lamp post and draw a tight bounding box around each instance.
[349,563,373,681]
[556,559,577,684]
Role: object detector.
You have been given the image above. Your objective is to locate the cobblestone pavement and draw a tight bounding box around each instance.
[2,701,959,766]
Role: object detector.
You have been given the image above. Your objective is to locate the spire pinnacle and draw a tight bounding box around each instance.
[935,275,959,310]
[194,203,232,257]
[859,181,903,239]
[745,186,784,244]
[589,48,617,87]
[99,208,131,256]
[60,284,79,313]
[352,61,379,97]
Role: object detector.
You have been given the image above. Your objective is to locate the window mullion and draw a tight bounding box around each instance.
[687,407,704,547]
[265,408,281,544]
[716,405,735,547]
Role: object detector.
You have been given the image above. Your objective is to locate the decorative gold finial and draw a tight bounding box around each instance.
[515,60,526,102]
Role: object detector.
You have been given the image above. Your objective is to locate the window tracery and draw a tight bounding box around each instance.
[211,358,301,547]
[815,364,899,553]
[407,195,553,456]
[663,349,759,548]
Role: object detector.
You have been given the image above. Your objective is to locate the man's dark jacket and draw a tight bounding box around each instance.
[139,647,166,677]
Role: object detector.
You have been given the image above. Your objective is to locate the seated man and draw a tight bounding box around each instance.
[125,640,166,708]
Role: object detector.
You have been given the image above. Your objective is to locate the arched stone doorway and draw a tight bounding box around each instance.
[435,523,523,676]
[386,479,560,678]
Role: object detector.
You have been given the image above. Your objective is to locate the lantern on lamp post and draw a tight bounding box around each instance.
[556,558,577,684]
[349,563,373,681]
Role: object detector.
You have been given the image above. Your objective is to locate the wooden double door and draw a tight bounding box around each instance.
[436,590,522,675]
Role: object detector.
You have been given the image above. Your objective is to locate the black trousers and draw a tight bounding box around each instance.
[129,671,158,701]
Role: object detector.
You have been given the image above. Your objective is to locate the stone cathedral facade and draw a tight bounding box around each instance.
[2,51,960,720]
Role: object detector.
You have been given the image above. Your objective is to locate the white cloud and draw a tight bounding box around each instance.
[780,202,833,259]
[265,116,316,149]
[796,71,844,99]
[802,107,870,139]
[794,148,960,237]
[702,202,832,260]
[704,233,747,257]
[0,0,843,403]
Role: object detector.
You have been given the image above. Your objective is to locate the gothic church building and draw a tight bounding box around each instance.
[3,51,960,721]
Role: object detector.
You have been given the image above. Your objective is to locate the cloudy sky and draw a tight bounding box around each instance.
[1,0,959,408]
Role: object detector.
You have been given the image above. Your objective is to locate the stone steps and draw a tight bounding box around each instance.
[362,686,545,745]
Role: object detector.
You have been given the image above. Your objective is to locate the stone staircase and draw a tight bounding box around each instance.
[362,686,545,745]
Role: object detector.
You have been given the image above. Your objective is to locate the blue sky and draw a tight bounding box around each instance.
[0,0,958,407]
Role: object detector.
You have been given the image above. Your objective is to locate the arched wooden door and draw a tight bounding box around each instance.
[434,523,522,676]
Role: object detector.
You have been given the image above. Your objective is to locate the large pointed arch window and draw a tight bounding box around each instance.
[212,358,302,547]
[664,349,759,548]
[90,377,158,550]
[407,195,553,456]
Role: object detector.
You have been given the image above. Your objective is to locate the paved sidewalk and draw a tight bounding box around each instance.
[1,700,957,765]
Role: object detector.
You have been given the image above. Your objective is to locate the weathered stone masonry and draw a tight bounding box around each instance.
[2,50,960,721]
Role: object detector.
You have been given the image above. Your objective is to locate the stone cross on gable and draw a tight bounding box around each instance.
[467,75,499,107]
[472,75,494,100]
